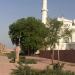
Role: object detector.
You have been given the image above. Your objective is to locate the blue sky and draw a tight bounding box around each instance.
[0,0,75,48]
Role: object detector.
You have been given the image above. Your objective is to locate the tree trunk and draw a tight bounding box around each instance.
[51,50,54,65]
[28,46,30,56]
[58,50,60,63]
[15,46,21,63]
[45,45,47,51]
[57,44,60,63]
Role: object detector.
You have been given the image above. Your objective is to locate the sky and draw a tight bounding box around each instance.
[0,0,75,48]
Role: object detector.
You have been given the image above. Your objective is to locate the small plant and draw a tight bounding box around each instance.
[11,63,43,75]
[19,56,37,64]
[53,63,64,70]
[25,59,37,64]
[11,63,75,75]
[19,56,26,64]
[11,64,31,75]
[7,51,16,63]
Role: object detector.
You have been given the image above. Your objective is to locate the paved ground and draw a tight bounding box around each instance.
[0,56,15,75]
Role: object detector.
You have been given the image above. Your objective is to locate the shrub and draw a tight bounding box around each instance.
[53,63,64,70]
[24,59,37,64]
[11,63,75,75]
[19,56,37,64]
[11,64,42,75]
[11,64,31,75]
[7,51,16,63]
[19,56,26,64]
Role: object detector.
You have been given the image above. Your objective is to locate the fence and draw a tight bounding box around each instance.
[39,50,75,63]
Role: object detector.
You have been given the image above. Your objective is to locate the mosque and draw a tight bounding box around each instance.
[41,0,75,50]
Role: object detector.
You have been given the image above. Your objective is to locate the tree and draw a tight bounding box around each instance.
[58,28,72,62]
[47,18,63,64]
[62,28,72,42]
[9,17,48,55]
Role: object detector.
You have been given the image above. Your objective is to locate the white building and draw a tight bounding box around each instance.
[56,17,75,50]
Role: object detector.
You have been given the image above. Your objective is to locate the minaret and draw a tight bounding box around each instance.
[41,0,48,25]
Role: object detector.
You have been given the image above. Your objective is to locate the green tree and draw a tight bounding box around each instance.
[47,18,72,64]
[58,28,72,62]
[47,18,63,64]
[9,17,48,55]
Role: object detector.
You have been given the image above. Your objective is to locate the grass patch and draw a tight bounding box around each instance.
[6,52,37,64]
[6,51,16,63]
[19,56,37,64]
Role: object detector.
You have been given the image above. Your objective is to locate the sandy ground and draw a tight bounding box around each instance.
[0,56,15,75]
[0,55,75,75]
[26,56,75,72]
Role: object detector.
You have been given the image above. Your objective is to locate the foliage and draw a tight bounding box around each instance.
[62,28,72,43]
[7,51,15,63]
[46,18,63,64]
[11,64,31,75]
[47,18,63,50]
[63,28,72,37]
[47,18,72,49]
[19,56,37,64]
[53,63,65,70]
[9,17,48,55]
[47,18,72,64]
[11,63,75,75]
[24,59,36,64]
[19,56,26,64]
